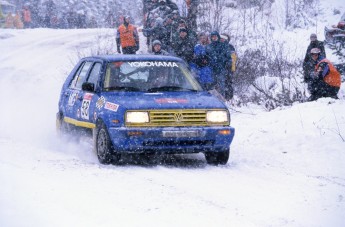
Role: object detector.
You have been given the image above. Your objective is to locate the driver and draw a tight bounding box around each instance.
[150,67,171,87]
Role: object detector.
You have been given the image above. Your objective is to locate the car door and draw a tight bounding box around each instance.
[74,61,103,126]
[64,61,93,121]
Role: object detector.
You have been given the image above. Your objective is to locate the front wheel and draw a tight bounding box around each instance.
[95,122,120,164]
[204,149,230,165]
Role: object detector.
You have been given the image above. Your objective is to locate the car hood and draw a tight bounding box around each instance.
[100,91,227,110]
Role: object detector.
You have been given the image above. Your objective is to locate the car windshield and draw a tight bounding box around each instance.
[103,61,202,92]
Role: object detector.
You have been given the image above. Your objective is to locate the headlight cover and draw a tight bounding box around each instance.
[206,110,229,123]
[126,111,149,123]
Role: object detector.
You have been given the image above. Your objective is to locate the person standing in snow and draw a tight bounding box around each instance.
[220,33,236,100]
[22,5,32,28]
[206,31,232,99]
[190,32,214,90]
[152,40,170,55]
[172,28,196,64]
[142,17,168,51]
[307,48,341,101]
[303,33,326,83]
[116,16,140,54]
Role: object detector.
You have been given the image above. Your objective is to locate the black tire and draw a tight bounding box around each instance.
[205,149,230,165]
[56,113,70,135]
[95,122,120,164]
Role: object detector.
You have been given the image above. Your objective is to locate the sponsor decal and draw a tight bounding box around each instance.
[104,102,119,112]
[83,93,93,100]
[128,61,179,68]
[96,96,106,110]
[68,91,79,106]
[155,98,189,104]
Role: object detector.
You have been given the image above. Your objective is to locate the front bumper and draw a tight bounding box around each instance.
[107,126,235,153]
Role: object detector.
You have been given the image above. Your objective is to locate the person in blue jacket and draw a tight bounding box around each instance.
[190,32,214,90]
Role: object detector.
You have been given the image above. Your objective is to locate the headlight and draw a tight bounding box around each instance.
[126,111,149,123]
[206,110,228,123]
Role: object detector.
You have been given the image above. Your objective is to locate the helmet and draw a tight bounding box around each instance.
[310,48,321,54]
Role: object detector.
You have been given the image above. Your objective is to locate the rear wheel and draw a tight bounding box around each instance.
[95,122,120,164]
[205,149,230,165]
[56,113,70,135]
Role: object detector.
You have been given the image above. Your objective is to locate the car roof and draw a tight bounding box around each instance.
[82,54,185,63]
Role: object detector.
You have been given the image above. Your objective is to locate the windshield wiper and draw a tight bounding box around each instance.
[104,86,141,91]
[147,86,198,92]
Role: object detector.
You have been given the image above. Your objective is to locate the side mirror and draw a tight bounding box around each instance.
[82,82,95,92]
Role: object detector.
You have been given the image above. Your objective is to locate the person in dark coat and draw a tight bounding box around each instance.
[307,48,341,101]
[150,0,172,19]
[220,33,236,99]
[303,33,326,82]
[171,19,197,47]
[162,14,175,53]
[142,17,169,51]
[172,28,196,64]
[206,31,232,98]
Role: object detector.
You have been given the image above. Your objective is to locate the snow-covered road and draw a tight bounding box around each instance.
[0,28,344,227]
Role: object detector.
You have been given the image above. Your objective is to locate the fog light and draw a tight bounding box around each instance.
[218,129,231,135]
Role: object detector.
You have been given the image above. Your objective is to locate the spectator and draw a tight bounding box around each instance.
[116,16,140,54]
[14,11,24,29]
[307,48,341,101]
[163,14,175,53]
[66,9,77,28]
[76,10,86,28]
[166,0,179,11]
[152,40,169,55]
[190,32,214,90]
[22,5,32,28]
[105,11,115,28]
[89,16,98,28]
[171,19,197,47]
[303,33,326,82]
[206,31,232,99]
[142,17,169,51]
[172,28,196,64]
[220,33,237,99]
[151,0,172,19]
[5,13,15,29]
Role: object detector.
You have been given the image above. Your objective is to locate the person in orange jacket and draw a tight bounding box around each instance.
[5,13,15,28]
[307,48,341,101]
[13,11,24,29]
[116,16,140,54]
[22,5,32,28]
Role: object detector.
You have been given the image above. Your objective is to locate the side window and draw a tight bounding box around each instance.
[87,63,102,86]
[70,61,93,89]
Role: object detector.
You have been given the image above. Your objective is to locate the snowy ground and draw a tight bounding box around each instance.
[1,13,345,227]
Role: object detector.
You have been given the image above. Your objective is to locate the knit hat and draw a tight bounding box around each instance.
[152,40,162,46]
[310,33,317,41]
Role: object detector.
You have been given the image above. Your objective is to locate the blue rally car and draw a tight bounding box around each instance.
[56,55,235,165]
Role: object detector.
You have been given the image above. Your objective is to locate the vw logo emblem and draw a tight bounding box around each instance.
[174,113,183,122]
